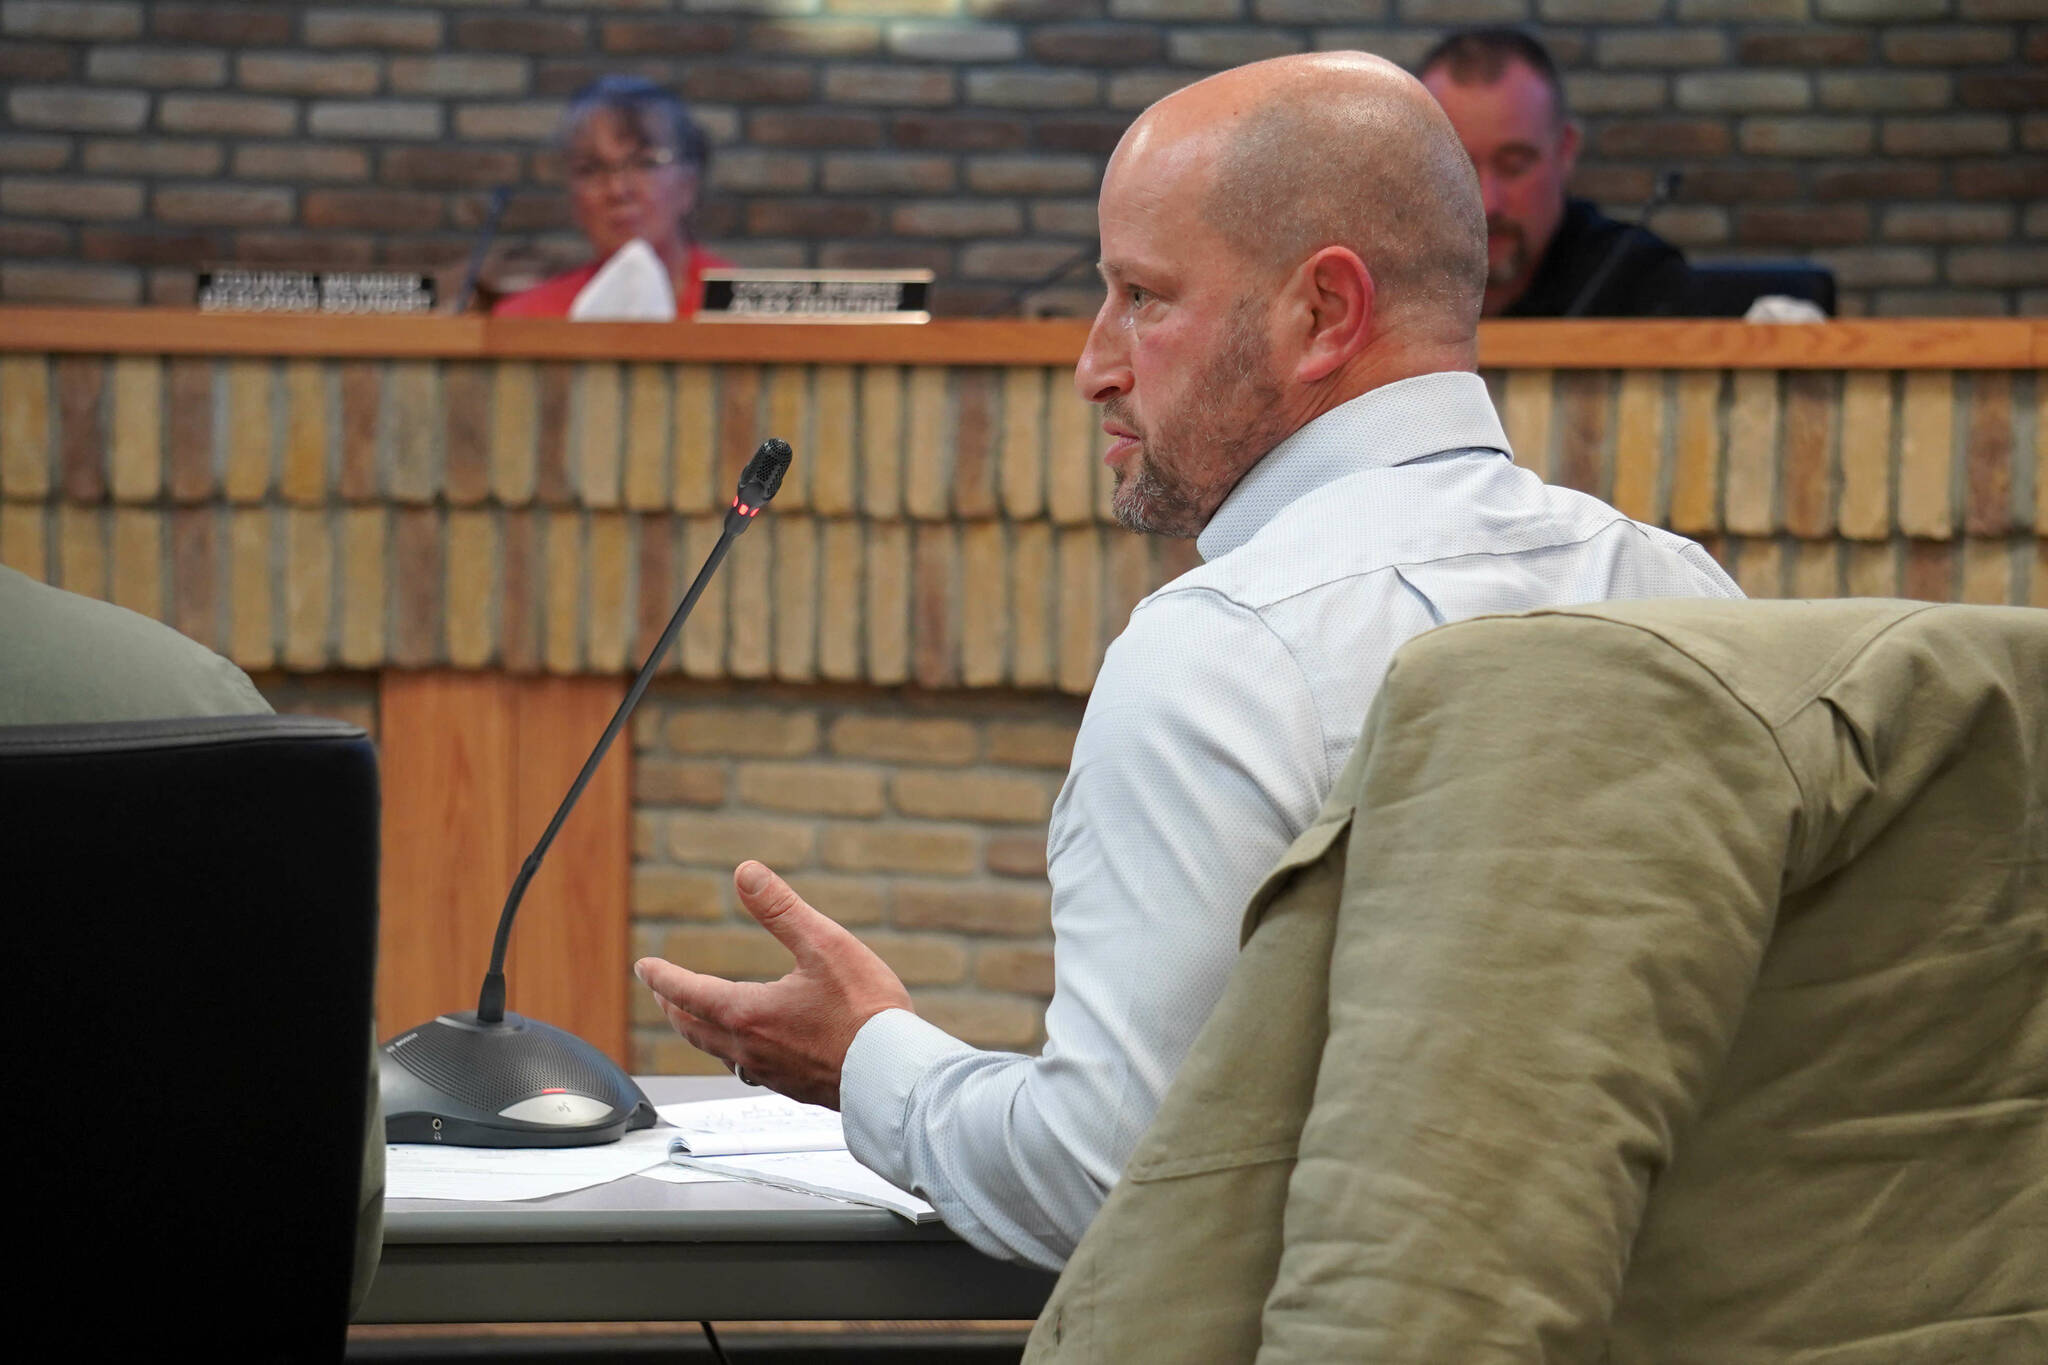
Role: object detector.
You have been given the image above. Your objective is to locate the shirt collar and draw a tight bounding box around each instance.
[1195,371,1512,562]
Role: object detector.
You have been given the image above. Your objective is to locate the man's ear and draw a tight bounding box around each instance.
[1287,246,1375,385]
[1557,118,1582,178]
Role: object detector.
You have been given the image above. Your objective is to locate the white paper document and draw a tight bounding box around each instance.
[672,1150,938,1223]
[656,1094,846,1156]
[386,1125,677,1202]
[636,1163,739,1185]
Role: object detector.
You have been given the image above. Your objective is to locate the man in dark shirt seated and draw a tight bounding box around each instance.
[1419,29,1692,318]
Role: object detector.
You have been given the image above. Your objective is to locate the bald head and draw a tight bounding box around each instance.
[1078,55,1489,535]
[1126,53,1488,339]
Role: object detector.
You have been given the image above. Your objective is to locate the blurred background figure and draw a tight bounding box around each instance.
[493,76,727,319]
[1419,29,1692,318]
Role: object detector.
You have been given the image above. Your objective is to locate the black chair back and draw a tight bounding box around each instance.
[6,715,379,1360]
[1685,261,1837,317]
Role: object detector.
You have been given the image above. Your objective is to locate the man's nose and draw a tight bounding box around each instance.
[1074,303,1130,405]
[1476,169,1502,216]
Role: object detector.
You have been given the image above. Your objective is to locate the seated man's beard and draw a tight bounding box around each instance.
[1108,305,1283,540]
[1111,456,1207,538]
[1485,215,1527,287]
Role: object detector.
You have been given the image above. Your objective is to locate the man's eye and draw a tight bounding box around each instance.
[1128,287,1150,308]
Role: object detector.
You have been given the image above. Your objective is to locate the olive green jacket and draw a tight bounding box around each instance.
[1026,599,2047,1364]
[1,565,385,1318]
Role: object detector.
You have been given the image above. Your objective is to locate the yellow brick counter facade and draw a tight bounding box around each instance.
[2,313,2040,1070]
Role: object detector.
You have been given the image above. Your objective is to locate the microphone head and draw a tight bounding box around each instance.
[740,437,793,505]
[730,437,794,521]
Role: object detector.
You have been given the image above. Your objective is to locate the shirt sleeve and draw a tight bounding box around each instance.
[841,586,1328,1269]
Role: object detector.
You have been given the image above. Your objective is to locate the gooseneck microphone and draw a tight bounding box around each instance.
[1563,170,1683,319]
[981,239,1100,318]
[475,436,792,1025]
[455,185,512,314]
[381,438,795,1148]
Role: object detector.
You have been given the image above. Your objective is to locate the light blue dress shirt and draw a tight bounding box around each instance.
[841,371,1744,1269]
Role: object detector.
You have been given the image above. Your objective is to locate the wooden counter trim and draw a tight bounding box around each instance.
[0,308,2040,369]
[1476,319,2043,371]
[0,309,1094,365]
[486,317,1096,366]
[0,307,488,358]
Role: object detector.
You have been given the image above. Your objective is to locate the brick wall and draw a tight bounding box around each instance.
[32,340,2016,1074]
[625,683,1080,1072]
[1,0,2041,317]
[249,668,1080,1075]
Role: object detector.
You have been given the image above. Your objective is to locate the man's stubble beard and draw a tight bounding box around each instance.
[1105,298,1290,540]
[1485,215,1528,292]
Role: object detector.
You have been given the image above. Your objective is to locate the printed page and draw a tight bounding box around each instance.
[386,1124,677,1201]
[636,1163,739,1185]
[657,1094,846,1156]
[672,1149,938,1223]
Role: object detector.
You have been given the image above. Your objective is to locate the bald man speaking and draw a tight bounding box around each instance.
[635,54,1741,1269]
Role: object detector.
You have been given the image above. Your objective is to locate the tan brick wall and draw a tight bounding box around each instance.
[626,680,1079,1075]
[238,667,1075,1074]
[11,338,2042,1075]
[0,1,2042,314]
[2,351,2042,680]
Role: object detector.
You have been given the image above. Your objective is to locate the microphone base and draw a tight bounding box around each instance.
[380,1011,656,1149]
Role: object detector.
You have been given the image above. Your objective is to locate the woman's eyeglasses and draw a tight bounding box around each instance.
[568,146,680,186]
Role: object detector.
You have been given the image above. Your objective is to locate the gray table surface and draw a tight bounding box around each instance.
[358,1075,1057,1324]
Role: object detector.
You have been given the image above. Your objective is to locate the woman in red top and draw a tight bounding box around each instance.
[494,77,728,318]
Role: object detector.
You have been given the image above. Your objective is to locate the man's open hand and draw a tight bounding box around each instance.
[634,860,913,1109]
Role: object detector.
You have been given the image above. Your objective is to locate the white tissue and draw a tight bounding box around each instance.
[1743,294,1827,324]
[569,239,677,322]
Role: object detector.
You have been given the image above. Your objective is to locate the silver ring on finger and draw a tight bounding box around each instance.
[735,1064,757,1086]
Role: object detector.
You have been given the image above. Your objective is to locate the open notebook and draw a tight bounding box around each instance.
[654,1095,938,1224]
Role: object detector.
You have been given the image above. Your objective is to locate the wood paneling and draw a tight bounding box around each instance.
[378,673,517,1046]
[376,672,631,1064]
[2,310,2039,369]
[506,676,632,1060]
